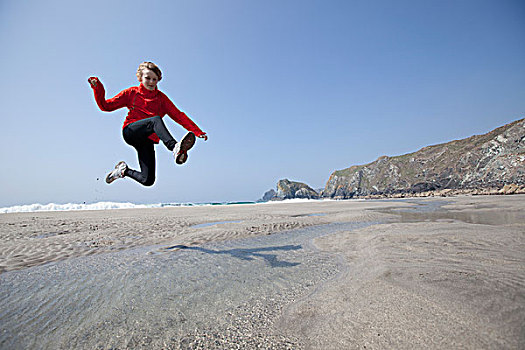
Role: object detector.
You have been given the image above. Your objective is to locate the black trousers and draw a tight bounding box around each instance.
[122,116,177,186]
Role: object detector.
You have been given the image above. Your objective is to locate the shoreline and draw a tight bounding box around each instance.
[1,194,523,274]
[2,188,525,214]
[0,198,400,274]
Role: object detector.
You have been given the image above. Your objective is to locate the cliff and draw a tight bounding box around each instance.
[323,118,525,198]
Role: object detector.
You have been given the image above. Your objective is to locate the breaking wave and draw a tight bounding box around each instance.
[0,201,261,214]
[0,198,333,214]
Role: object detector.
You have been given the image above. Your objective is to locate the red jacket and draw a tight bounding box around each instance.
[90,78,204,143]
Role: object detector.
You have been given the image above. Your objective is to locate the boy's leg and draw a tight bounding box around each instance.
[123,141,156,186]
[122,127,156,186]
[125,116,177,150]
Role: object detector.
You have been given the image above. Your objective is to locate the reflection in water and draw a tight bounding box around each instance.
[377,200,524,226]
[394,209,523,225]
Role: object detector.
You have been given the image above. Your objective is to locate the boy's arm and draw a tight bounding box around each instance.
[88,77,129,112]
[163,94,207,139]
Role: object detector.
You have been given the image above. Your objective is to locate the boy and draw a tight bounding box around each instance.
[89,62,207,186]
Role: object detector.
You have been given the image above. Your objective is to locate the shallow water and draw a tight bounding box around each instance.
[0,221,374,349]
[190,220,242,228]
[5,198,517,348]
[377,199,524,226]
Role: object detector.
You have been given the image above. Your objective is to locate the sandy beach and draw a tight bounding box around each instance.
[0,199,397,274]
[1,195,524,349]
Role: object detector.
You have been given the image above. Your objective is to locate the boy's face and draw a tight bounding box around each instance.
[140,69,159,90]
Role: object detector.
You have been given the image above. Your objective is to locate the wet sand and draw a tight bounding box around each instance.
[0,199,393,274]
[1,195,524,349]
[281,195,525,349]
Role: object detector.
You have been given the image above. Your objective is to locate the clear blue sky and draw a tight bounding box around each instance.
[1,0,524,206]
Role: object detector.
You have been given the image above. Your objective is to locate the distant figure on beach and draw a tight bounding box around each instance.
[88,62,207,186]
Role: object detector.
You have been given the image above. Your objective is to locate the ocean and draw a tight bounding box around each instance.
[0,199,318,214]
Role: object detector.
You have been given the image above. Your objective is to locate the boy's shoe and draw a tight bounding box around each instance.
[105,161,127,184]
[173,132,196,165]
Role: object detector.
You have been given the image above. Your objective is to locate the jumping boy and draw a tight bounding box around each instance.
[88,62,207,186]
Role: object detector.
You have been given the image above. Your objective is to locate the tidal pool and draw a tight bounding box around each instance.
[378,199,524,226]
[0,221,375,349]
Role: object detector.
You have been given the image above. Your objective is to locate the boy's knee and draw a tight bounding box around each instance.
[143,177,156,187]
[135,174,155,187]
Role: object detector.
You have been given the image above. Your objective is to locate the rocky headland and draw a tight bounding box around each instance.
[261,118,524,201]
[260,179,320,201]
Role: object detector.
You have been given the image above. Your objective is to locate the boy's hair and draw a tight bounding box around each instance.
[136,62,162,82]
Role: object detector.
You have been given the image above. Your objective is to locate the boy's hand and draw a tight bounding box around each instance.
[88,77,99,88]
[198,133,208,141]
